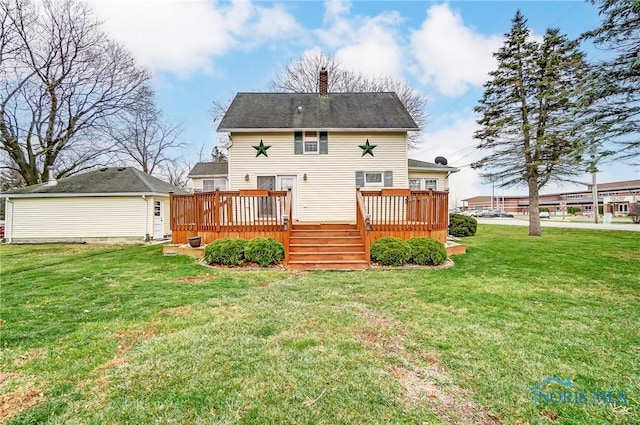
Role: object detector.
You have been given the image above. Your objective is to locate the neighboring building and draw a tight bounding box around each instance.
[188,162,228,192]
[2,167,186,243]
[462,179,640,216]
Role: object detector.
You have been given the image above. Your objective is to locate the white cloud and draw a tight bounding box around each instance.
[412,115,484,203]
[89,0,302,75]
[410,4,503,97]
[323,0,351,24]
[316,3,404,79]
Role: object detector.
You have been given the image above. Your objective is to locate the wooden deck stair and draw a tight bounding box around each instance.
[287,223,369,270]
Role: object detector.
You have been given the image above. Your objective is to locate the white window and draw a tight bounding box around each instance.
[618,203,629,213]
[408,178,438,190]
[585,205,593,212]
[304,131,318,154]
[424,179,438,190]
[203,178,227,191]
[365,172,384,187]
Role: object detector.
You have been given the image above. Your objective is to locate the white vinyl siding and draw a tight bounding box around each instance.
[6,196,170,242]
[229,131,408,221]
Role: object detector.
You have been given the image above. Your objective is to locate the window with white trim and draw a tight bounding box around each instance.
[303,131,318,154]
[409,179,421,191]
[203,178,227,191]
[408,178,438,190]
[618,203,629,213]
[365,172,384,187]
[424,179,438,190]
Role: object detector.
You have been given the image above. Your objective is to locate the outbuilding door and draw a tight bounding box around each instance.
[153,200,164,239]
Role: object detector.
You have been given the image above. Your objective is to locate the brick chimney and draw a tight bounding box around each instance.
[319,67,328,96]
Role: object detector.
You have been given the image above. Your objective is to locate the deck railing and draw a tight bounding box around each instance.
[355,188,372,261]
[358,188,449,231]
[170,189,291,232]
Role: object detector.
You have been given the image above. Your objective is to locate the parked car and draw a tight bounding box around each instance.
[482,210,501,218]
[0,220,4,239]
[539,211,550,219]
[498,212,514,218]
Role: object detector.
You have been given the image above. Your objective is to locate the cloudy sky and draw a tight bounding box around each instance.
[89,0,638,203]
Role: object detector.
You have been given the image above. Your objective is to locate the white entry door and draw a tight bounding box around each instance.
[153,200,164,239]
[277,176,297,220]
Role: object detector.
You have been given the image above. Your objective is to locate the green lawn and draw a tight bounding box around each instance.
[1,225,638,424]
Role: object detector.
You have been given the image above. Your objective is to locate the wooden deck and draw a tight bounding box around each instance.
[170,188,453,269]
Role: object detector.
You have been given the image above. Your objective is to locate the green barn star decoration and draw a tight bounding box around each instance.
[253,140,271,157]
[359,139,377,157]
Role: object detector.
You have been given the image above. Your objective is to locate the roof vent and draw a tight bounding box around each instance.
[46,169,57,186]
[100,167,108,172]
[117,167,126,171]
[435,156,448,165]
[297,106,303,113]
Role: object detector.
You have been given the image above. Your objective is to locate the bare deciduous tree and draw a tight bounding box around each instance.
[269,50,428,148]
[110,86,184,175]
[159,157,191,189]
[0,0,149,186]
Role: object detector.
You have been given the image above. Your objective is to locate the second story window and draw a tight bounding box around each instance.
[304,131,318,154]
[295,131,328,155]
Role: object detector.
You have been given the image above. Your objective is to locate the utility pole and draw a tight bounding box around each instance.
[491,176,495,210]
[591,168,599,224]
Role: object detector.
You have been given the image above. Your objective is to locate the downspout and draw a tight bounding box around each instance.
[142,195,150,241]
[5,197,12,243]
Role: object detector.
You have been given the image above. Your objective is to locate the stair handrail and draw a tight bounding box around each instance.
[283,188,292,262]
[356,188,371,262]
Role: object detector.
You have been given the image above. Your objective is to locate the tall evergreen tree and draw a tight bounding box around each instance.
[584,0,640,163]
[473,11,589,236]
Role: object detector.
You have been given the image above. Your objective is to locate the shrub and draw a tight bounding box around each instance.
[203,238,247,266]
[370,237,411,266]
[449,214,477,237]
[540,207,549,212]
[407,237,448,266]
[567,206,581,215]
[244,238,284,267]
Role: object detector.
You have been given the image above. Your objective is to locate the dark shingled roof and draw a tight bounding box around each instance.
[408,158,459,173]
[188,162,228,177]
[6,167,187,195]
[218,92,419,131]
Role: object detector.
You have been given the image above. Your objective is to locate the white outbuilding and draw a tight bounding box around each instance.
[2,167,186,243]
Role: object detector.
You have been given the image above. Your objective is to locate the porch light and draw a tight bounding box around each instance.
[303,173,307,181]
[244,174,249,181]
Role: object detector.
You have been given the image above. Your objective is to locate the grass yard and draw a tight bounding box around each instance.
[1,225,638,424]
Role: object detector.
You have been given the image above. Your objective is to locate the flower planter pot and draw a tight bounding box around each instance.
[188,236,202,248]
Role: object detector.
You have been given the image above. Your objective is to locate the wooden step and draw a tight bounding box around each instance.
[290,236,363,245]
[292,223,357,231]
[287,260,369,270]
[289,243,365,253]
[291,229,361,237]
[288,251,366,262]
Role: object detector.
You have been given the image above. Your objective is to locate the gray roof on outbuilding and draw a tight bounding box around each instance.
[218,92,419,131]
[408,158,459,173]
[4,167,187,196]
[187,162,228,177]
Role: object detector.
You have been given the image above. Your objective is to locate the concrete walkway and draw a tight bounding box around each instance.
[476,217,640,232]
